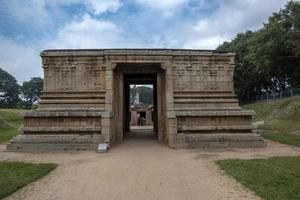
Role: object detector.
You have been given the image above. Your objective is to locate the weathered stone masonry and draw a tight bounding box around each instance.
[7,49,266,151]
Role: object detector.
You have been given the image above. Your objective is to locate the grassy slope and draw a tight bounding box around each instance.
[0,162,57,199]
[242,96,300,130]
[217,157,300,200]
[262,132,300,147]
[242,96,300,146]
[0,109,22,143]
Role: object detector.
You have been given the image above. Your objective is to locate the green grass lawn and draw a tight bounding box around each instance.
[0,162,57,199]
[0,109,23,143]
[217,156,300,200]
[262,132,300,147]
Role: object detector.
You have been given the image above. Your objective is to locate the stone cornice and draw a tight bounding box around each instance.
[41,48,235,57]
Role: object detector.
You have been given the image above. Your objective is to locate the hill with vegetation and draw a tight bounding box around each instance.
[242,96,300,147]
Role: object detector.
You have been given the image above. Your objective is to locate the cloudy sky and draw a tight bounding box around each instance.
[0,0,289,83]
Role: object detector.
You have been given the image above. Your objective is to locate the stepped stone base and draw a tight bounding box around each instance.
[175,133,266,149]
[6,134,100,152]
[174,109,267,149]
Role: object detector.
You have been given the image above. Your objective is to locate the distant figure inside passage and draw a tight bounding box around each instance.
[7,49,266,151]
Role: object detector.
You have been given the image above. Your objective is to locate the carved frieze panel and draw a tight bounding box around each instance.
[176,81,185,90]
[202,65,209,77]
[171,57,234,91]
[218,65,224,75]
[42,53,234,94]
[42,59,106,92]
[209,67,217,77]
[227,65,235,80]
[177,68,185,76]
[93,66,102,90]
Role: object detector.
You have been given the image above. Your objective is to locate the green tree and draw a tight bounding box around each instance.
[0,68,20,108]
[248,1,300,91]
[130,85,138,105]
[130,85,153,104]
[218,31,264,100]
[138,86,153,104]
[21,77,43,108]
[217,1,300,101]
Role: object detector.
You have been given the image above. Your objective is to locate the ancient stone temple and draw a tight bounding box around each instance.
[7,49,266,151]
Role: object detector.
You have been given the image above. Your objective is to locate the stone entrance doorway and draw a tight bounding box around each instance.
[113,63,166,143]
[7,49,266,151]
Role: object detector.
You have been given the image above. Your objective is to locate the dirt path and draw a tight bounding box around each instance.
[1,137,300,200]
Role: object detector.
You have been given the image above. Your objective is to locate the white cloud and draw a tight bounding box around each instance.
[2,0,122,29]
[0,35,42,84]
[134,0,186,9]
[183,36,228,49]
[133,0,187,17]
[0,0,123,54]
[3,0,52,28]
[49,14,141,49]
[182,0,289,49]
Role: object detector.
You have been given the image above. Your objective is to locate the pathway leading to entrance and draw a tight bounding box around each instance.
[1,137,300,200]
[125,130,156,140]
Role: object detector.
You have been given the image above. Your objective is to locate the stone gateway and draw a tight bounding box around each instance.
[7,49,266,151]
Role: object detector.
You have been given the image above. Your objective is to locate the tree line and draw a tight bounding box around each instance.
[217,1,300,102]
[0,68,43,109]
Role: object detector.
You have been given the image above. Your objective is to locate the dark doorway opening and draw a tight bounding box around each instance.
[124,73,158,140]
[139,111,146,118]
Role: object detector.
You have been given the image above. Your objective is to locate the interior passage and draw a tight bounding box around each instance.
[124,74,157,140]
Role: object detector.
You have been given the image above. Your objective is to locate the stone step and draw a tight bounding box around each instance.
[178,125,253,132]
[22,110,105,117]
[176,133,266,148]
[174,99,238,103]
[175,110,255,116]
[22,127,101,132]
[39,99,105,104]
[9,134,96,144]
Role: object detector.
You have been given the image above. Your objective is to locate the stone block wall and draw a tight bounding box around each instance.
[21,110,102,134]
[40,55,107,109]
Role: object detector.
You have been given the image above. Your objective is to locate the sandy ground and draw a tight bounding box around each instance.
[130,125,153,130]
[1,132,300,200]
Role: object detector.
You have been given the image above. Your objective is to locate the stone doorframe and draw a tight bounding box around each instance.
[111,62,168,144]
